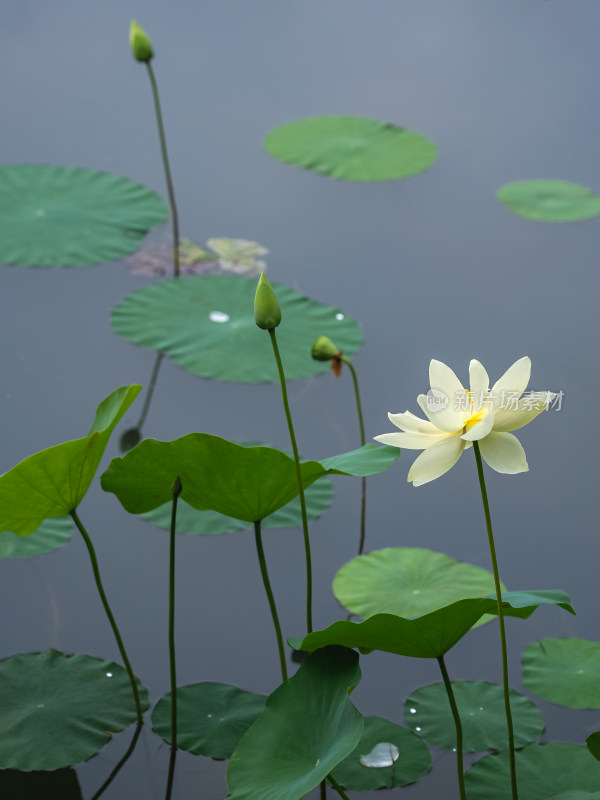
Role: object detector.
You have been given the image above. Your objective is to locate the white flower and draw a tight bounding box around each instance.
[374,357,554,487]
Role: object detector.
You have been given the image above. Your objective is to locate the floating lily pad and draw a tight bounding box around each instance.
[227,647,363,800]
[264,116,437,182]
[0,165,168,266]
[111,275,363,382]
[102,436,399,523]
[0,517,73,558]
[523,638,600,708]
[497,180,600,222]
[0,768,82,799]
[0,386,141,535]
[126,237,267,278]
[290,591,574,660]
[152,682,266,758]
[141,476,334,534]
[403,681,544,752]
[464,743,600,800]
[0,649,149,770]
[207,238,268,274]
[330,716,431,790]
[333,548,504,629]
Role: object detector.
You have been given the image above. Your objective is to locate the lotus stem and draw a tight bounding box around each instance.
[327,774,351,800]
[145,62,180,278]
[169,478,182,751]
[437,655,467,800]
[90,722,143,800]
[268,328,313,633]
[254,521,288,682]
[473,441,518,800]
[70,509,143,725]
[137,351,165,432]
[165,746,177,800]
[341,355,367,554]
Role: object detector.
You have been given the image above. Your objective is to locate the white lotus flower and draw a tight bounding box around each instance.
[374,357,554,487]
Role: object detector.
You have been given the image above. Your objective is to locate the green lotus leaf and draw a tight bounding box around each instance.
[111,275,363,383]
[330,715,431,790]
[403,681,544,752]
[523,638,600,708]
[227,646,363,800]
[152,682,266,758]
[542,794,600,800]
[141,476,334,535]
[0,768,82,799]
[0,386,141,535]
[586,732,600,762]
[0,649,149,770]
[333,547,504,629]
[0,165,168,266]
[0,517,73,558]
[101,436,400,523]
[464,743,600,800]
[497,180,600,222]
[290,591,574,659]
[264,116,437,182]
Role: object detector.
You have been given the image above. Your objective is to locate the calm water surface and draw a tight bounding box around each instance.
[2,1,600,797]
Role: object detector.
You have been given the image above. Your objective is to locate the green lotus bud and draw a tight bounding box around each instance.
[311,336,339,362]
[129,20,154,63]
[254,273,281,330]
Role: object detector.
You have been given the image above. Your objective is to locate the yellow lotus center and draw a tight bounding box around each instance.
[463,407,487,432]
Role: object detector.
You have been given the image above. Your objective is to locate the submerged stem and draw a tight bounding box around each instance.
[145,62,180,278]
[437,655,467,800]
[473,441,518,800]
[169,478,182,751]
[268,328,313,633]
[341,356,367,554]
[70,509,143,725]
[254,521,288,681]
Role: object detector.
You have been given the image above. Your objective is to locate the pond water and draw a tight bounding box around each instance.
[2,0,600,797]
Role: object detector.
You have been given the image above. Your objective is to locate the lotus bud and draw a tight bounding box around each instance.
[311,336,339,361]
[254,273,281,330]
[129,20,154,63]
[311,335,343,377]
[171,475,182,497]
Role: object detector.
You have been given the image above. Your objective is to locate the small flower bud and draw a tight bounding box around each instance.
[311,336,343,377]
[129,20,154,63]
[311,336,339,361]
[171,475,183,497]
[254,273,281,330]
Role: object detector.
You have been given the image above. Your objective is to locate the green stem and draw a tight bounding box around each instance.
[327,774,351,800]
[169,478,182,751]
[165,745,177,800]
[145,61,180,278]
[136,351,165,432]
[320,779,327,800]
[437,655,467,800]
[473,441,518,800]
[254,521,288,681]
[341,357,365,445]
[268,328,313,633]
[342,356,367,555]
[90,722,143,800]
[70,509,143,725]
